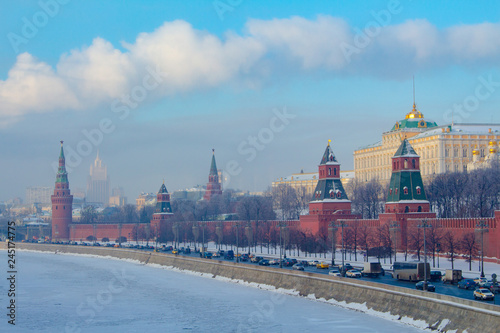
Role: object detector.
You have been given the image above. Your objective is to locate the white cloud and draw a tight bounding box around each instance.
[125,20,265,94]
[1,17,500,125]
[0,53,80,125]
[58,37,135,102]
[246,15,351,69]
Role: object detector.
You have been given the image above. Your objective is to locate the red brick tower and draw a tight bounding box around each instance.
[300,140,359,234]
[51,141,73,241]
[151,181,174,236]
[203,149,222,201]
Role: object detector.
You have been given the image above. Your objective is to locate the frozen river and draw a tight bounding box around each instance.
[1,251,426,332]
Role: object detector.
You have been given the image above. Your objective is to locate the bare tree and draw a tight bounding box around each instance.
[358,225,372,262]
[443,231,459,269]
[461,232,479,271]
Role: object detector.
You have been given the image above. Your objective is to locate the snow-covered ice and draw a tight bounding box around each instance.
[0,250,430,333]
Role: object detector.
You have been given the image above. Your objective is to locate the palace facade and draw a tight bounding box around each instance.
[354,103,500,182]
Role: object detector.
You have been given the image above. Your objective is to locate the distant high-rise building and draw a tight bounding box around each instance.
[26,186,52,205]
[86,151,110,206]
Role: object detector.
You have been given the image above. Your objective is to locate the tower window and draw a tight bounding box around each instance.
[418,206,422,212]
[403,186,408,195]
[56,206,58,210]
[405,206,409,213]
[412,159,416,169]
[336,191,341,199]
[416,186,421,195]
[389,189,392,195]
[334,168,337,176]
[328,168,331,176]
[404,159,408,168]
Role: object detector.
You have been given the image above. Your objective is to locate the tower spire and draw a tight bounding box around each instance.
[413,75,415,106]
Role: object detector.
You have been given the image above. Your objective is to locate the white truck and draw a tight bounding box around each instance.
[361,262,383,277]
[442,269,462,284]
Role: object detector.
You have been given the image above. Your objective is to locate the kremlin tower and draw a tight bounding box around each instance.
[300,140,359,234]
[151,181,173,234]
[51,141,73,241]
[203,149,222,201]
[385,139,430,213]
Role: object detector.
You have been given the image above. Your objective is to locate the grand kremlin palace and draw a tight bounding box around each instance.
[354,103,500,183]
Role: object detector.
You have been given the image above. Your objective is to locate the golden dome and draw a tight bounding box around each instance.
[490,147,497,154]
[472,149,480,156]
[489,141,497,146]
[405,103,424,119]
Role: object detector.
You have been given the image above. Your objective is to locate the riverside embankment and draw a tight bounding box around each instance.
[5,242,499,332]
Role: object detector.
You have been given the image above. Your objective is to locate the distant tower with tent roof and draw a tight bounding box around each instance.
[203,149,222,201]
[151,180,174,236]
[51,141,73,241]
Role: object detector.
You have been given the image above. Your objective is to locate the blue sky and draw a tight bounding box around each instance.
[2,0,500,201]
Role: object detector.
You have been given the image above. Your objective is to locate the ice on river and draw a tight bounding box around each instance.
[1,251,428,332]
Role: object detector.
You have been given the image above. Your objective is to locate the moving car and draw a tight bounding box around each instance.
[346,269,362,278]
[172,249,179,254]
[329,268,341,276]
[474,288,495,301]
[316,262,330,269]
[259,259,270,266]
[482,282,500,294]
[308,260,320,267]
[292,263,305,271]
[474,277,488,287]
[429,271,442,282]
[268,259,279,265]
[458,279,476,290]
[415,281,436,292]
[251,256,263,263]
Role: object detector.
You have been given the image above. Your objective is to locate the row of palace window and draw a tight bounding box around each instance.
[445,147,485,158]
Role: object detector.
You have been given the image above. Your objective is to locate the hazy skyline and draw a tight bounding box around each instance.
[2,1,500,202]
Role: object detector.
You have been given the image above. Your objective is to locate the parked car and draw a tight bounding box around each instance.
[329,268,341,277]
[415,281,436,292]
[346,269,362,278]
[474,288,495,301]
[458,279,477,290]
[429,271,442,282]
[259,259,270,266]
[292,263,305,271]
[474,277,488,287]
[316,262,330,269]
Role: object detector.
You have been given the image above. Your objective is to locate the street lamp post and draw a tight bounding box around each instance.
[335,220,346,270]
[418,219,432,290]
[390,222,400,264]
[279,221,287,269]
[476,220,488,278]
[328,221,337,266]
[234,222,240,263]
[200,221,206,258]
